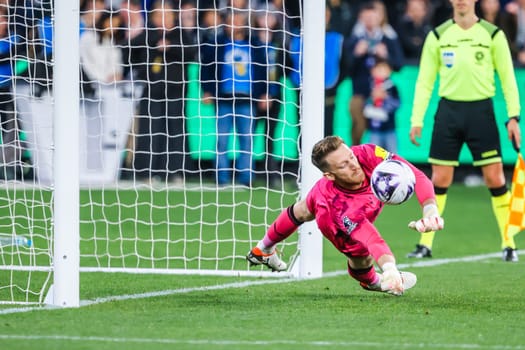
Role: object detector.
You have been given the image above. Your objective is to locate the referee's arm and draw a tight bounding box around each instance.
[493,30,522,149]
[410,32,440,129]
[493,30,520,119]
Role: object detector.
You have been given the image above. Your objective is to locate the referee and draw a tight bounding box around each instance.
[407,0,522,262]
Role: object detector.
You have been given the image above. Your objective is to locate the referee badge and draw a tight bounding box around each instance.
[475,51,484,63]
[442,51,454,68]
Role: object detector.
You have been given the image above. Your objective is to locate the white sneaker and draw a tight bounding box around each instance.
[246,247,287,272]
[361,271,417,296]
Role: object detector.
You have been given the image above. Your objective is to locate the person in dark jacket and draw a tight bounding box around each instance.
[363,58,400,152]
[252,4,289,188]
[0,7,22,180]
[344,1,404,146]
[396,0,433,64]
[131,0,197,185]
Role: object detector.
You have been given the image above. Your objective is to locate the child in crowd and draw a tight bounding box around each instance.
[363,58,400,153]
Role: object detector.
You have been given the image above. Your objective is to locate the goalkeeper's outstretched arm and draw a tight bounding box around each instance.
[391,155,444,233]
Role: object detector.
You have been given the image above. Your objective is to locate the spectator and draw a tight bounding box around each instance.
[131,0,197,185]
[22,1,53,98]
[219,0,249,17]
[0,6,21,180]
[199,7,223,43]
[327,0,355,37]
[430,0,453,26]
[79,9,124,87]
[118,0,144,42]
[500,0,525,64]
[350,0,399,40]
[477,0,516,57]
[478,0,506,24]
[287,3,346,138]
[118,0,144,76]
[253,3,288,188]
[372,0,399,40]
[344,1,404,145]
[180,0,198,38]
[324,3,346,137]
[79,8,128,179]
[363,58,400,152]
[79,0,123,97]
[200,9,267,187]
[268,0,293,35]
[383,0,406,29]
[396,0,433,63]
[80,0,106,32]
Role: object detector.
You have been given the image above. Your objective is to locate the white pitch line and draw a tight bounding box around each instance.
[0,251,503,315]
[0,334,523,349]
[322,251,502,278]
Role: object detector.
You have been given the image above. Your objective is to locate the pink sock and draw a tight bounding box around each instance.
[259,205,302,250]
[347,264,380,286]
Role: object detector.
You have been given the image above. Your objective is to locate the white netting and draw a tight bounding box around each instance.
[0,0,304,304]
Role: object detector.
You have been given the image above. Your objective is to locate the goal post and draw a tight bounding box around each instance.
[297,1,325,279]
[0,0,325,306]
[52,0,80,308]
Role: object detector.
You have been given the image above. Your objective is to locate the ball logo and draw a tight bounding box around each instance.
[442,51,454,68]
[371,160,416,205]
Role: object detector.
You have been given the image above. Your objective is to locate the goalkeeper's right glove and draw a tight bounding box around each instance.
[408,203,444,233]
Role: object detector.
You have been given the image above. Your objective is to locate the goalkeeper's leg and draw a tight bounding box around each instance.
[247,205,303,271]
[349,258,416,296]
[348,220,416,295]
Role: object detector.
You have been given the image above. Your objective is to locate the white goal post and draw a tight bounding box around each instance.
[0,0,325,307]
[52,0,80,307]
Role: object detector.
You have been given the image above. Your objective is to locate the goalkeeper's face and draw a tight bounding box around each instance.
[322,144,365,190]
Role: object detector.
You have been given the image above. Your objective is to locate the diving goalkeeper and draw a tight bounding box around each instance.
[247,136,444,295]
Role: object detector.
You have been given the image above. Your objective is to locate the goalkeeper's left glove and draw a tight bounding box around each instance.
[408,204,444,233]
[408,216,444,232]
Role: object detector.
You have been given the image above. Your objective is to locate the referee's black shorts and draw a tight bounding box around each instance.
[429,98,502,167]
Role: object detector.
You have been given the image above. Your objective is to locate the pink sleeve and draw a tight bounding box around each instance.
[392,155,435,205]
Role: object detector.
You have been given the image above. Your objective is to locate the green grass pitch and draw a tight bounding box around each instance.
[0,183,524,350]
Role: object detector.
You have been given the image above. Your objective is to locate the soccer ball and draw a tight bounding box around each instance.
[370,159,416,205]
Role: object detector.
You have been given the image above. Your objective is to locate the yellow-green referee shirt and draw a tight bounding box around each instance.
[411,19,520,128]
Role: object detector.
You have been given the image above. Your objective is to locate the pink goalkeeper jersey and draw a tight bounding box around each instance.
[305,144,434,257]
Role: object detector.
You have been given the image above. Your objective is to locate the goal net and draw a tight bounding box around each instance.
[0,0,327,306]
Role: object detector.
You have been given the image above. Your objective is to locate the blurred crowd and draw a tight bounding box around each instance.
[0,0,524,186]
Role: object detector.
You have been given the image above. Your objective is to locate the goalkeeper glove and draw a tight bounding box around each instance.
[408,204,444,233]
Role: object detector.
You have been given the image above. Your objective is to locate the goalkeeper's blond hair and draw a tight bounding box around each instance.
[311,136,345,172]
